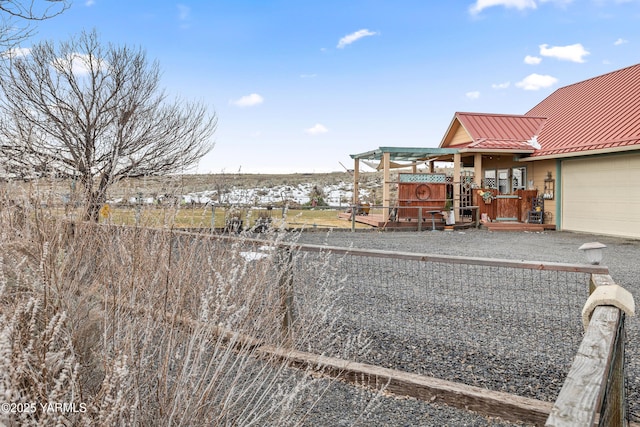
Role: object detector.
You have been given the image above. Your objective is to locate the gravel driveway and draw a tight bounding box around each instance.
[292,228,640,426]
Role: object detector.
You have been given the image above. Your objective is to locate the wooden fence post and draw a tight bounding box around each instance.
[351,204,356,232]
[600,314,627,426]
[546,273,634,427]
[278,247,294,344]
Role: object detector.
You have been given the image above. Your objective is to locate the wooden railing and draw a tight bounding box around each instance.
[545,274,634,427]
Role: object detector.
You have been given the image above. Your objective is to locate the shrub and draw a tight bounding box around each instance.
[0,187,369,426]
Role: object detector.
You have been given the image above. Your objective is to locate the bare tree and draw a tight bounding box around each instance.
[0,0,69,48]
[0,29,217,220]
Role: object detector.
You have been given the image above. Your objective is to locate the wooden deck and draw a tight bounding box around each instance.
[481,221,556,232]
[337,212,475,230]
[338,212,556,232]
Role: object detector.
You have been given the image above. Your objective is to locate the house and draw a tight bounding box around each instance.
[350,63,640,238]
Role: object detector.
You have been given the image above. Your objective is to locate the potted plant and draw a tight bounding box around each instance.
[477,190,494,204]
[442,199,455,226]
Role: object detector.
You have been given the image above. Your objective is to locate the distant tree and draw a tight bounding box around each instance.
[305,185,328,207]
[0,0,70,48]
[0,30,217,220]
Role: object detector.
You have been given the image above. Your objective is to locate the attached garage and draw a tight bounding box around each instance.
[561,153,640,239]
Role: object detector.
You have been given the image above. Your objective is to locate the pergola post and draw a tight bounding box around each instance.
[382,152,391,222]
[474,153,482,188]
[353,158,360,205]
[453,152,461,222]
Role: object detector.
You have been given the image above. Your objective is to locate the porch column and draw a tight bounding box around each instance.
[453,152,461,222]
[353,158,360,205]
[474,153,482,188]
[382,152,391,222]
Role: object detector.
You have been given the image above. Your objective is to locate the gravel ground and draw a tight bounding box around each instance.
[290,227,640,425]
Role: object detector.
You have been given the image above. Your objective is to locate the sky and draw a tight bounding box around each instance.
[23,0,640,174]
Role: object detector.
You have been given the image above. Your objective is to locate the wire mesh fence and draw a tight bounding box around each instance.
[284,244,607,403]
[56,224,614,406]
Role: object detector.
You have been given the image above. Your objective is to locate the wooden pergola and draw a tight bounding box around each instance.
[350,146,479,223]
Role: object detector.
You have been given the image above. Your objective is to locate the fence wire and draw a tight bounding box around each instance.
[91,229,606,405]
[288,246,595,403]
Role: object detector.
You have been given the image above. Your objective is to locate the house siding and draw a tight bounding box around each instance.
[529,159,557,225]
[561,152,640,239]
[449,125,472,146]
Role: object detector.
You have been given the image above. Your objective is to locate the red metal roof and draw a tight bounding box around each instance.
[455,139,538,151]
[454,112,546,151]
[526,63,640,157]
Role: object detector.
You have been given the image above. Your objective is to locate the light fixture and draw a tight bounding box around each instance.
[579,242,607,265]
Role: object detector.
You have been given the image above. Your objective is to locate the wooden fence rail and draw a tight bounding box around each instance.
[67,223,637,425]
[545,274,634,427]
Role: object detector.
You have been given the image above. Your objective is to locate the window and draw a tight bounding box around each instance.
[512,167,527,192]
[498,169,509,194]
[483,170,496,189]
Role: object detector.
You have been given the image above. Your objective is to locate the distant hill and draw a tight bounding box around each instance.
[105,171,385,207]
[9,169,454,207]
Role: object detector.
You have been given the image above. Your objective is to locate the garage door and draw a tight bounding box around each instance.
[562,153,640,239]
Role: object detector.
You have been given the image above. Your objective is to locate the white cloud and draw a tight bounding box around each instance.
[492,81,511,89]
[469,0,574,14]
[305,124,328,135]
[337,29,378,49]
[85,0,95,5]
[177,4,191,29]
[2,47,31,58]
[614,38,628,46]
[515,73,558,90]
[524,55,542,64]
[177,4,190,21]
[540,0,574,5]
[469,0,537,15]
[231,93,264,107]
[50,53,108,76]
[539,43,589,62]
[466,91,481,100]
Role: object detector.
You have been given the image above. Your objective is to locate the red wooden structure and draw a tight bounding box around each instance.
[397,173,448,220]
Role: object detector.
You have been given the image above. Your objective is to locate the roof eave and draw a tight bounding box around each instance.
[458,148,536,155]
[439,113,465,148]
[518,145,640,161]
[350,146,459,160]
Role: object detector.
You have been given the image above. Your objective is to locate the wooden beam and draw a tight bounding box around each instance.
[286,243,610,274]
[382,151,391,222]
[474,153,483,187]
[110,225,609,275]
[353,158,360,205]
[453,152,461,222]
[545,305,621,426]
[259,346,553,426]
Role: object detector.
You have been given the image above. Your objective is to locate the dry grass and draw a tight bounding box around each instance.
[15,171,381,230]
[56,205,372,230]
[0,183,373,426]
